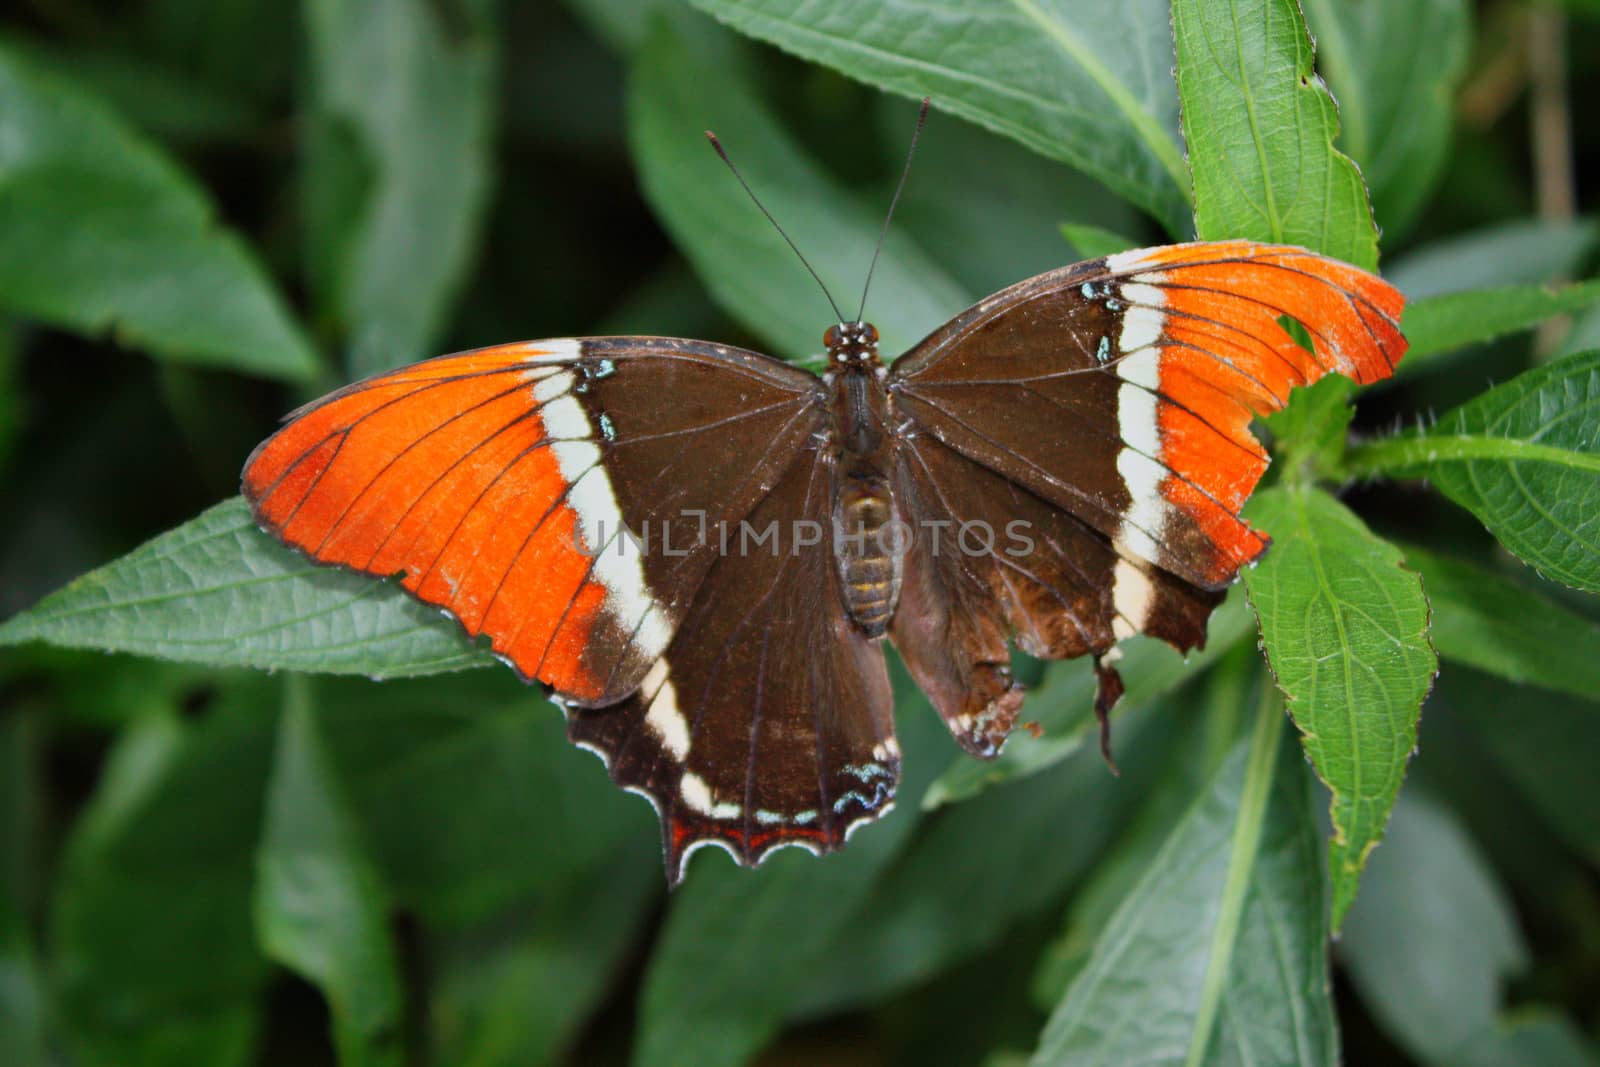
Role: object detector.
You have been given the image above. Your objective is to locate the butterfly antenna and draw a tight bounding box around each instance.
[706,131,847,324]
[856,96,931,323]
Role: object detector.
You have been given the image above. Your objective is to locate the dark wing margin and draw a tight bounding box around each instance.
[886,241,1404,756]
[242,337,824,706]
[565,443,899,885]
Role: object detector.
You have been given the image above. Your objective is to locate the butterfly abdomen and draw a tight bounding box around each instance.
[834,480,901,638]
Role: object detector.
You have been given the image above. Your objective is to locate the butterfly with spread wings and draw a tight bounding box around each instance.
[242,107,1406,884]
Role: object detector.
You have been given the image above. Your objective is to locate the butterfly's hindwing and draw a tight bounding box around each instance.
[566,442,899,884]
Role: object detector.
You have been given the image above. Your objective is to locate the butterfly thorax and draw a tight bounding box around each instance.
[825,322,901,639]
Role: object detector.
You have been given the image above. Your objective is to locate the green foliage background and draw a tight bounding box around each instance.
[1,1,1598,1064]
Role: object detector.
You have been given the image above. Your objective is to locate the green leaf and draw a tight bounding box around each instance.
[52,682,275,1066]
[1057,222,1141,260]
[0,45,318,383]
[1241,486,1435,929]
[1386,218,1599,300]
[314,672,655,925]
[795,698,1177,1018]
[306,0,498,377]
[1338,789,1587,1067]
[0,711,45,1067]
[1400,280,1600,371]
[0,896,44,1067]
[1404,544,1600,699]
[430,853,659,1067]
[256,678,404,1067]
[687,0,1190,234]
[628,19,969,363]
[1263,375,1356,486]
[1030,651,1258,1009]
[1300,0,1469,237]
[1447,671,1600,865]
[1031,701,1338,1067]
[0,34,260,143]
[0,498,489,678]
[1345,350,1600,593]
[924,587,1255,807]
[1173,0,1379,270]
[879,98,1142,301]
[633,675,946,1067]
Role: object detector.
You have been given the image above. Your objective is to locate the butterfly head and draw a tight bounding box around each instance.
[825,321,880,366]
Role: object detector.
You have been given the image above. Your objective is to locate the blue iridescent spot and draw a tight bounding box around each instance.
[1096,336,1111,363]
[598,412,616,441]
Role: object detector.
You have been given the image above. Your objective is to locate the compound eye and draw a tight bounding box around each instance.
[860,323,879,345]
[823,324,843,348]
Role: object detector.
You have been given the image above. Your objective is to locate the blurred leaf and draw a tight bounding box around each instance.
[315,672,655,926]
[1405,544,1600,699]
[137,0,298,105]
[629,19,969,362]
[1386,219,1599,300]
[0,498,489,678]
[306,0,498,378]
[52,682,275,1067]
[256,679,404,1067]
[877,98,1143,301]
[1242,486,1435,928]
[688,0,1190,234]
[1301,0,1468,237]
[564,0,680,53]
[0,896,44,1067]
[1339,789,1588,1067]
[1448,670,1600,865]
[1400,279,1600,371]
[0,45,319,383]
[1264,375,1356,485]
[795,699,1177,1018]
[1031,706,1337,1066]
[0,711,45,1067]
[633,677,946,1067]
[1057,222,1140,260]
[1557,300,1600,358]
[0,34,259,143]
[0,321,17,486]
[1174,0,1379,271]
[925,587,1254,807]
[430,851,659,1067]
[1346,350,1600,592]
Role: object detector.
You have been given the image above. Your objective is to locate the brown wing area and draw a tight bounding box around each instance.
[890,430,1222,758]
[889,241,1406,589]
[566,444,898,885]
[241,338,823,705]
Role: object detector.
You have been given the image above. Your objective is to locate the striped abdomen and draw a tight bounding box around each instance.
[835,479,902,638]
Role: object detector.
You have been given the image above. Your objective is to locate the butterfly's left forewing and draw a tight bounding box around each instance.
[243,338,824,706]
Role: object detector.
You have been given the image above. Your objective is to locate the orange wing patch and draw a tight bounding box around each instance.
[1105,242,1406,584]
[242,341,613,700]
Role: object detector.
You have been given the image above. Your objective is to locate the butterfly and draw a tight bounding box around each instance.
[242,109,1406,885]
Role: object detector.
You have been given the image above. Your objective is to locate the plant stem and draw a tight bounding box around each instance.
[1344,434,1600,479]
